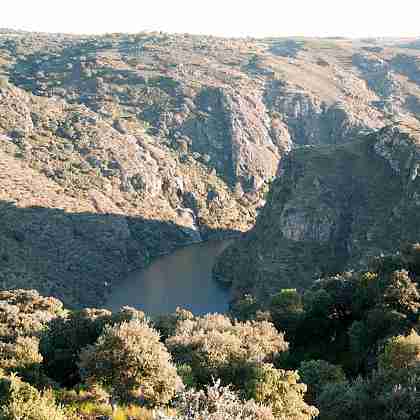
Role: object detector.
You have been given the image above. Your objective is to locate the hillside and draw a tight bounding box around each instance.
[214,122,420,300]
[2,31,420,305]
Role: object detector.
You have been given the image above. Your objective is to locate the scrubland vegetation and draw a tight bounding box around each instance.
[1,242,420,419]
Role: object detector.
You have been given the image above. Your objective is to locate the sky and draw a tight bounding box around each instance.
[1,0,420,39]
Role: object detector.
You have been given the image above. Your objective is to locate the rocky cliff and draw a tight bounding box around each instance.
[214,122,420,301]
[2,31,420,306]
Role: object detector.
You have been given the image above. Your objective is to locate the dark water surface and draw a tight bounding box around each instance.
[105,240,232,315]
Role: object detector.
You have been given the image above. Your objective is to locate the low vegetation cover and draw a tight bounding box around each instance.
[0,242,420,419]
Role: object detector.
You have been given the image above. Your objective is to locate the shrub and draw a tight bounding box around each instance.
[382,270,420,317]
[40,308,112,385]
[245,364,318,420]
[40,306,145,385]
[0,290,63,385]
[155,380,275,420]
[298,360,346,404]
[0,290,63,341]
[166,314,287,387]
[269,289,304,340]
[348,308,406,371]
[230,294,260,321]
[153,307,194,340]
[317,368,420,420]
[0,336,43,383]
[78,319,181,406]
[0,374,70,420]
[379,329,420,370]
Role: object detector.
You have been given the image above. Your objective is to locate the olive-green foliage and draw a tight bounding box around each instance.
[230,294,261,321]
[246,364,319,420]
[287,252,420,370]
[155,380,276,420]
[0,290,63,341]
[78,319,181,406]
[40,308,112,385]
[0,290,63,385]
[298,360,346,404]
[379,329,420,370]
[348,308,406,371]
[153,307,194,340]
[166,313,288,388]
[291,273,355,365]
[0,374,70,420]
[269,289,304,341]
[317,368,420,420]
[40,306,145,385]
[0,337,43,383]
[383,270,420,317]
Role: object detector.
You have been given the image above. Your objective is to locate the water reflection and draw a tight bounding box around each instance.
[106,240,232,315]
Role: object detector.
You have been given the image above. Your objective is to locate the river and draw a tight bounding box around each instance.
[105,240,232,315]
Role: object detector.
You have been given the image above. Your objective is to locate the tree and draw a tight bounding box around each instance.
[298,360,346,404]
[230,294,261,321]
[78,319,181,407]
[153,307,194,340]
[40,306,146,385]
[379,329,420,370]
[348,308,407,372]
[246,364,319,420]
[269,289,304,341]
[40,308,112,385]
[166,314,287,388]
[382,270,420,318]
[317,368,420,420]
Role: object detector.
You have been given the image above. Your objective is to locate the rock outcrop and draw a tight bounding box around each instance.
[2,32,420,306]
[214,123,420,301]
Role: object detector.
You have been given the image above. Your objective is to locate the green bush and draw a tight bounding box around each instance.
[298,360,346,404]
[40,306,145,385]
[269,289,304,340]
[166,314,287,388]
[155,380,275,420]
[379,329,420,370]
[246,364,319,420]
[40,308,112,385]
[153,307,194,340]
[78,319,181,406]
[0,374,71,420]
[318,368,420,420]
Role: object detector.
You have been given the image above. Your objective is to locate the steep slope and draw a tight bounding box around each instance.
[214,122,420,301]
[3,33,420,191]
[2,31,420,306]
[0,82,254,307]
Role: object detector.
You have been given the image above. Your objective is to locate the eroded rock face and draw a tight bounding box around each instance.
[214,123,420,301]
[0,84,254,307]
[280,205,336,242]
[6,32,420,197]
[2,32,420,306]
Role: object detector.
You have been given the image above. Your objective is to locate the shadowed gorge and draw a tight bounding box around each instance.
[2,27,420,420]
[0,200,237,308]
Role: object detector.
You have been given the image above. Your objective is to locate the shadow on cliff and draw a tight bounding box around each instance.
[0,200,239,308]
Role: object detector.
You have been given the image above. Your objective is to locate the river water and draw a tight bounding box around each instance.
[105,240,232,315]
